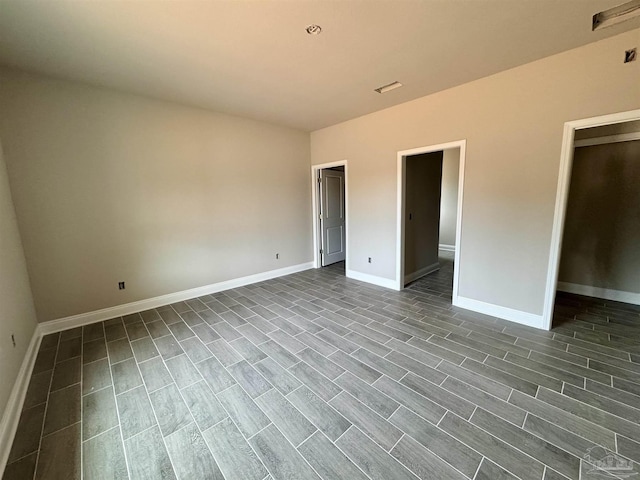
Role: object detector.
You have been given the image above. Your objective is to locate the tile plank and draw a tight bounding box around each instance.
[508,390,616,451]
[249,424,321,480]
[181,380,227,431]
[195,356,236,393]
[255,388,317,446]
[536,387,640,443]
[352,348,408,381]
[335,427,418,480]
[7,403,46,463]
[298,347,345,380]
[298,431,369,480]
[83,427,128,480]
[470,408,580,479]
[329,391,402,451]
[289,362,342,402]
[149,383,192,437]
[116,385,156,439]
[228,360,273,398]
[328,350,381,384]
[287,386,352,441]
[124,426,176,480]
[43,384,81,436]
[389,406,482,479]
[165,423,224,480]
[441,376,526,426]
[374,375,446,425]
[390,434,468,480]
[83,386,118,440]
[475,458,519,480]
[138,356,173,392]
[83,358,112,395]
[400,373,476,420]
[336,372,399,418]
[202,417,268,480]
[35,423,81,480]
[217,384,270,437]
[439,411,545,480]
[254,357,301,395]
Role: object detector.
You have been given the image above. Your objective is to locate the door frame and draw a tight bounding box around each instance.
[542,108,640,330]
[396,140,466,301]
[311,161,348,269]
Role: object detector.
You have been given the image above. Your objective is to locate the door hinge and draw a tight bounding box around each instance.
[317,177,322,184]
[319,214,322,220]
[320,249,323,254]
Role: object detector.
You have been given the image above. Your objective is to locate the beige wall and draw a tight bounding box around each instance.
[0,142,38,420]
[404,152,443,278]
[0,69,312,322]
[439,148,460,248]
[311,28,640,317]
[559,140,640,294]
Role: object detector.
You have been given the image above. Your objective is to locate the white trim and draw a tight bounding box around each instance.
[543,109,640,331]
[438,244,456,252]
[574,131,640,148]
[404,262,440,284]
[456,296,545,329]
[542,122,576,331]
[397,152,406,289]
[40,262,313,335]
[557,282,640,306]
[311,161,348,270]
[396,140,466,308]
[0,328,41,475]
[346,269,397,290]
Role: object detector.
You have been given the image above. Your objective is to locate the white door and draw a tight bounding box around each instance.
[320,169,346,266]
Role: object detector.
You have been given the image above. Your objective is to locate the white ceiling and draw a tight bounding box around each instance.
[1,1,638,131]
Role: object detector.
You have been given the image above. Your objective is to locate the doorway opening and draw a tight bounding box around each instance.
[311,161,347,274]
[396,140,466,304]
[543,109,640,330]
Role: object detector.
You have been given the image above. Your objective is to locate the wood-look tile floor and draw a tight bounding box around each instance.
[4,254,640,480]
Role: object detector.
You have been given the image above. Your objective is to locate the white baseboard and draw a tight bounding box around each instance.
[0,328,41,476]
[454,295,545,329]
[438,244,456,252]
[404,262,440,284]
[557,282,640,306]
[346,269,397,290]
[40,262,314,335]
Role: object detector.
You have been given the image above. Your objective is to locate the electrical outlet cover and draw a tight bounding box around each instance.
[625,48,637,63]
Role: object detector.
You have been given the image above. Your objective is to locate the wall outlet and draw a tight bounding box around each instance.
[276,253,279,259]
[368,257,372,263]
[118,281,125,290]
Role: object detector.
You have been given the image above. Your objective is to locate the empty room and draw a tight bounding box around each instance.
[1,1,639,479]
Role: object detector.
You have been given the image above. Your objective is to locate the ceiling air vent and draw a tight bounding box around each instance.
[374,81,403,94]
[593,0,640,30]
